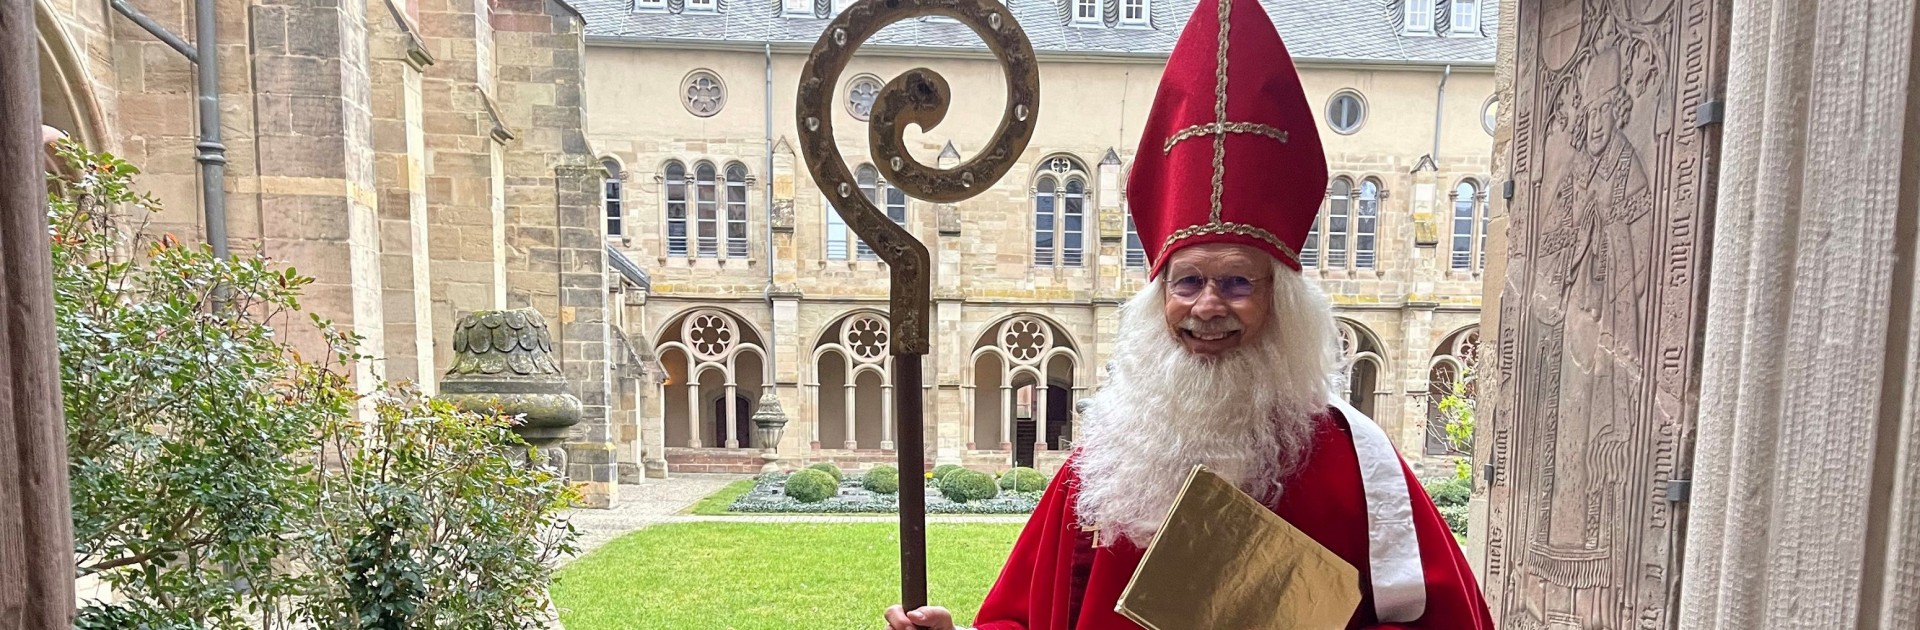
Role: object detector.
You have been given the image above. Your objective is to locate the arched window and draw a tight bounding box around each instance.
[602,158,623,239]
[664,161,689,257]
[1124,211,1146,269]
[1451,180,1486,271]
[725,163,749,259]
[827,164,907,262]
[1033,156,1089,268]
[1325,177,1352,267]
[695,162,719,258]
[1355,178,1380,268]
[1336,320,1387,418]
[655,309,770,450]
[1302,211,1320,268]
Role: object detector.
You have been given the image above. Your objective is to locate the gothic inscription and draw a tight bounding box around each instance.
[1482,0,1727,627]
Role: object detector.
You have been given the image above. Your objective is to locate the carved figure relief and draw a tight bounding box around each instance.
[1483,0,1726,627]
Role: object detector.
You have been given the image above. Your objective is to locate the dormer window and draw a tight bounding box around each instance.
[1072,0,1100,26]
[635,0,665,11]
[1404,0,1434,34]
[1119,0,1147,26]
[686,0,715,12]
[782,0,808,15]
[1450,0,1479,34]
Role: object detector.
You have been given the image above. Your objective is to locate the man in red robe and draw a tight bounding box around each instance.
[885,0,1493,626]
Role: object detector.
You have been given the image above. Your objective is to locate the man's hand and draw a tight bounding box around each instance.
[883,604,959,630]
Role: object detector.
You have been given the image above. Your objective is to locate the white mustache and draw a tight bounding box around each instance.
[1178,317,1244,335]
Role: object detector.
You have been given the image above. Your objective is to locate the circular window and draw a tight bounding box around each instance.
[846,75,882,121]
[1326,90,1366,135]
[682,70,726,118]
[1481,97,1499,135]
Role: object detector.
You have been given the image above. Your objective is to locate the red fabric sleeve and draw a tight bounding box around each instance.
[1369,459,1494,629]
[971,464,1080,630]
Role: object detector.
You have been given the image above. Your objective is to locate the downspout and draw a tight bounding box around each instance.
[765,42,778,356]
[1430,64,1451,167]
[111,0,227,259]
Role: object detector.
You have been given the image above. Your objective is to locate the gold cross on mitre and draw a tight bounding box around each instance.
[1159,0,1290,225]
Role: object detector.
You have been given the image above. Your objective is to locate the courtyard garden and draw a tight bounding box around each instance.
[699,463,1051,515]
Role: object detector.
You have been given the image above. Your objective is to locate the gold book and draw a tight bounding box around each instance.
[1115,465,1363,630]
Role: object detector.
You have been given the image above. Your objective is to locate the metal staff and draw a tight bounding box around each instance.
[797,0,1038,616]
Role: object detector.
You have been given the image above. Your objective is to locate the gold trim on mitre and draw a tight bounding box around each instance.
[1162,220,1301,267]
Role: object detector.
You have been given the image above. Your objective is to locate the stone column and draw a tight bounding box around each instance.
[687,382,702,448]
[999,385,1013,450]
[962,384,976,450]
[843,383,857,450]
[724,382,739,448]
[644,372,668,478]
[1034,383,1049,453]
[881,383,895,450]
[1677,0,1920,625]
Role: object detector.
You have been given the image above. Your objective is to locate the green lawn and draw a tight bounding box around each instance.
[685,478,757,515]
[552,522,1024,630]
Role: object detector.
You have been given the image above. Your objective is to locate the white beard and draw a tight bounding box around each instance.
[1072,267,1337,547]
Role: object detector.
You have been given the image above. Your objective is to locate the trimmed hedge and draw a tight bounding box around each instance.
[932,464,964,481]
[940,469,1000,503]
[998,467,1047,492]
[1437,504,1469,536]
[808,462,845,484]
[862,465,901,495]
[1423,475,1471,508]
[784,469,839,503]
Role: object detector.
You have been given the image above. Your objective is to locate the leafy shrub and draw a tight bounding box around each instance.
[862,465,901,494]
[786,469,840,503]
[932,464,965,481]
[940,469,1000,503]
[52,143,578,630]
[1438,504,1470,536]
[1423,473,1471,508]
[998,467,1048,492]
[808,462,845,484]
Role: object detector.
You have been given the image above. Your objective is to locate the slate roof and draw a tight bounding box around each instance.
[577,0,1497,65]
[607,245,651,289]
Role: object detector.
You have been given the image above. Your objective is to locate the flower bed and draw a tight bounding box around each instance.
[727,472,1044,515]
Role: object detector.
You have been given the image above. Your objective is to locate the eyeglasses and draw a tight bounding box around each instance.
[1166,274,1268,300]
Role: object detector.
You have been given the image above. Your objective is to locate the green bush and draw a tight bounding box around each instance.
[1438,504,1470,536]
[940,469,1000,503]
[786,469,840,503]
[932,464,965,481]
[862,465,901,494]
[808,462,845,484]
[1423,473,1472,508]
[52,143,579,630]
[998,467,1048,492]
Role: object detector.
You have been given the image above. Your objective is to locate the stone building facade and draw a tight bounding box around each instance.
[33,0,642,506]
[579,0,1501,478]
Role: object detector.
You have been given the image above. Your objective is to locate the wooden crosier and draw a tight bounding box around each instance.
[796,0,1039,619]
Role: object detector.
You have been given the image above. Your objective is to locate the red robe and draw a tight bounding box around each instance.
[971,409,1493,629]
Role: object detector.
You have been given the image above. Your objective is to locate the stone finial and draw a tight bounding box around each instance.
[438,308,582,468]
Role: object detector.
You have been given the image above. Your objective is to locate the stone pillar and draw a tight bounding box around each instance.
[369,0,437,390]
[724,382,739,448]
[250,0,385,400]
[414,0,502,372]
[999,385,1013,450]
[881,383,895,450]
[1034,383,1049,453]
[843,383,857,450]
[687,382,701,448]
[644,371,668,478]
[1677,0,1920,625]
[1465,0,1518,573]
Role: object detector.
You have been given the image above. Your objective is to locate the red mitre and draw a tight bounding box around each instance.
[1125,0,1328,277]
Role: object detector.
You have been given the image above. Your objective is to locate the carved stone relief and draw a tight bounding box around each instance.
[1483,0,1727,627]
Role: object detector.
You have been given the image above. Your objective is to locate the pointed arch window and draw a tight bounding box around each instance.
[724,163,750,259]
[1451,180,1488,271]
[664,161,689,257]
[829,164,907,262]
[1034,157,1089,268]
[602,159,623,239]
[1124,211,1146,269]
[1355,179,1379,268]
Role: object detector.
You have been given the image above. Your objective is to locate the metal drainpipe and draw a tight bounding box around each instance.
[764,42,778,355]
[111,0,227,259]
[1431,64,1451,168]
